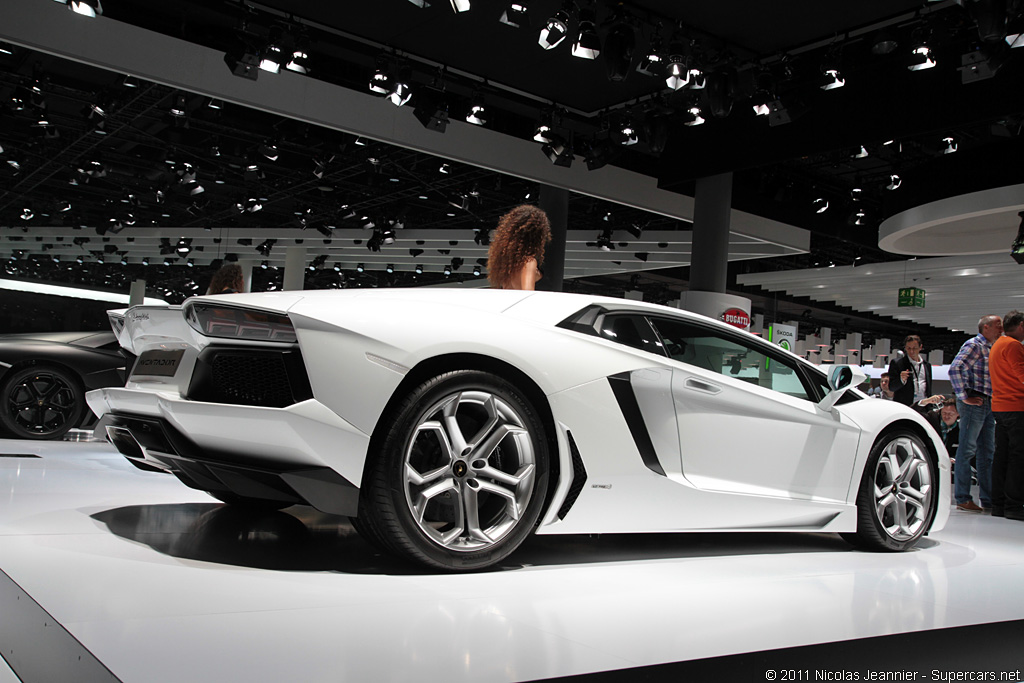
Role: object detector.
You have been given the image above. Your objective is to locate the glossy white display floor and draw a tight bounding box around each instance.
[3,440,1024,683]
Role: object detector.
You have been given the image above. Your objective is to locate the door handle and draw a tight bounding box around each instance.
[685,378,722,395]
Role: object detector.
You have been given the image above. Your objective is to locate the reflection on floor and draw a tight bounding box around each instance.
[1,439,1023,682]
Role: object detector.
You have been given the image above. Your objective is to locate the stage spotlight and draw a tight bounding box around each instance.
[387,68,413,107]
[259,141,279,161]
[664,46,690,90]
[637,34,663,77]
[260,28,285,74]
[571,8,601,59]
[538,2,573,50]
[812,197,829,214]
[414,88,450,132]
[369,56,393,95]
[584,138,611,170]
[942,136,957,154]
[887,174,902,190]
[541,136,573,167]
[682,105,705,127]
[169,95,187,118]
[500,2,528,28]
[466,93,487,125]
[286,39,311,74]
[820,68,845,90]
[908,44,937,71]
[68,0,102,17]
[619,119,639,146]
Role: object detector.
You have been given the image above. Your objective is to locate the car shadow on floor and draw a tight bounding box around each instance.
[91,503,924,575]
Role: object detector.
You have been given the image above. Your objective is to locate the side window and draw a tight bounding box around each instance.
[597,314,665,356]
[648,317,812,401]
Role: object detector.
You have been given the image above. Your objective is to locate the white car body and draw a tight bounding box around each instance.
[88,289,950,569]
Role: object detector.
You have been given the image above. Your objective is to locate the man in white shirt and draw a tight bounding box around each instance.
[888,335,933,407]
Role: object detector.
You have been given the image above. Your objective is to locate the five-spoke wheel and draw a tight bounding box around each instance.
[358,370,549,570]
[0,365,83,440]
[846,430,936,551]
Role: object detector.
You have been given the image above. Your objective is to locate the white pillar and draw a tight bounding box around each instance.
[750,313,764,337]
[283,247,306,292]
[238,258,255,293]
[129,279,146,306]
[872,339,892,368]
[843,332,862,367]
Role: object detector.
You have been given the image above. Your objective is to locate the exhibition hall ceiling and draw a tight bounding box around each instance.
[1,0,1023,348]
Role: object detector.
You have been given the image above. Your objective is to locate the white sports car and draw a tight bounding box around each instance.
[87,289,950,570]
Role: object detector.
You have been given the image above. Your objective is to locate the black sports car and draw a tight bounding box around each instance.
[0,331,127,440]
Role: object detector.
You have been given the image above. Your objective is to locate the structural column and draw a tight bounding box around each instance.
[237,258,256,293]
[690,172,733,293]
[677,172,752,331]
[536,185,568,293]
[128,279,146,306]
[283,247,306,292]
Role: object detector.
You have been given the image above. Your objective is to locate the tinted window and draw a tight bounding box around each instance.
[648,317,812,401]
[597,314,664,356]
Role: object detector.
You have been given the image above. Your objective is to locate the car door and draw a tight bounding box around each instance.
[648,316,861,503]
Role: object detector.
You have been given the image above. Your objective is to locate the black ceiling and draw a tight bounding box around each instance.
[1,0,1023,351]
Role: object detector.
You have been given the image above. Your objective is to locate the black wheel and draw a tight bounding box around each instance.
[844,430,937,551]
[0,365,84,440]
[208,491,292,511]
[360,370,550,571]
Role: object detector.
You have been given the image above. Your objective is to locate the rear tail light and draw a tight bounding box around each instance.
[185,303,297,343]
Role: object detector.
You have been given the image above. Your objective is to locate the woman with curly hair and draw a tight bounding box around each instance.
[206,263,243,295]
[487,205,552,290]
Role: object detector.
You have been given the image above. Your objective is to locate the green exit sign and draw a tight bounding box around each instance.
[898,287,926,308]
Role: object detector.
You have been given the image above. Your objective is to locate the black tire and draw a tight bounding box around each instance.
[0,365,84,440]
[843,430,937,551]
[360,370,550,571]
[208,491,292,511]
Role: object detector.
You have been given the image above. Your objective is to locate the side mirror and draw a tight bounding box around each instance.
[819,364,867,411]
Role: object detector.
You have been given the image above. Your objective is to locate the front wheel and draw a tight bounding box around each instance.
[844,430,937,551]
[0,365,84,440]
[359,370,550,571]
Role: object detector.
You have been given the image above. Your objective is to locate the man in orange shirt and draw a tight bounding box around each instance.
[990,310,1024,520]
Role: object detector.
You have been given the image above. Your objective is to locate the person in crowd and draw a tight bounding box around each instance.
[887,335,933,406]
[487,205,552,291]
[206,263,244,295]
[989,310,1024,520]
[949,314,1003,512]
[878,372,894,400]
[925,397,960,462]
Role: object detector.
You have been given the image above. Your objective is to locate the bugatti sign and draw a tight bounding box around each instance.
[721,308,750,329]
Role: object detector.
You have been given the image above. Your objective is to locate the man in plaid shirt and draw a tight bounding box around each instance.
[949,314,1004,512]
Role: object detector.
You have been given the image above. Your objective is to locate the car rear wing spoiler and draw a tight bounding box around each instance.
[106,305,184,355]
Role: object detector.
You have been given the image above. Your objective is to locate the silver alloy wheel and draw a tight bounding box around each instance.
[872,436,933,541]
[403,389,536,552]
